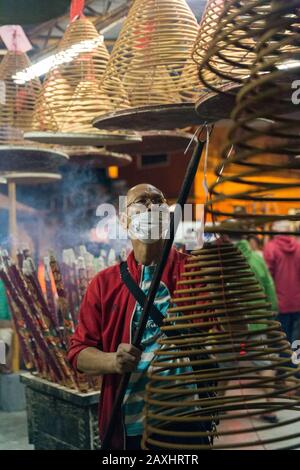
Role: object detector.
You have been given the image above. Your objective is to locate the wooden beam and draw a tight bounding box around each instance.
[94,2,130,32]
[28,0,95,37]
[85,6,98,15]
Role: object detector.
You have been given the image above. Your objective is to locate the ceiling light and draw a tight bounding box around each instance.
[12,36,104,84]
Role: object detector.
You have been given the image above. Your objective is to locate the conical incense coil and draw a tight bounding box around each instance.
[142,241,300,450]
[207,0,300,231]
[122,64,181,107]
[196,0,300,95]
[181,0,241,102]
[58,80,110,134]
[58,17,109,81]
[0,49,68,175]
[191,0,227,95]
[0,51,41,143]
[98,0,200,112]
[96,70,130,115]
[179,0,216,105]
[194,0,265,95]
[31,17,112,134]
[192,0,225,66]
[32,71,73,132]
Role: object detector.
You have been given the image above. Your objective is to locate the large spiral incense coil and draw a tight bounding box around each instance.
[92,0,256,131]
[27,17,141,146]
[97,0,200,112]
[31,17,110,134]
[192,0,228,94]
[190,0,241,119]
[194,0,268,96]
[179,0,218,105]
[192,0,225,66]
[142,241,300,450]
[0,50,68,177]
[31,71,73,133]
[0,51,41,142]
[206,0,300,232]
[25,17,141,146]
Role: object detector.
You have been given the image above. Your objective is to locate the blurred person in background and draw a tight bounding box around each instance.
[264,221,300,345]
[237,238,277,312]
[248,235,264,257]
[237,237,279,422]
[0,278,12,373]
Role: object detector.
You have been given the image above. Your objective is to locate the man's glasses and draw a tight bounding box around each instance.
[127,196,167,210]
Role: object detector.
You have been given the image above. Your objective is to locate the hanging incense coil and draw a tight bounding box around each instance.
[192,0,225,68]
[179,0,220,105]
[191,0,227,95]
[94,0,250,131]
[194,0,262,96]
[190,0,241,120]
[206,0,300,232]
[31,71,73,133]
[196,0,300,96]
[27,17,139,145]
[31,17,109,134]
[142,241,300,450]
[0,51,41,143]
[0,50,69,175]
[97,0,200,111]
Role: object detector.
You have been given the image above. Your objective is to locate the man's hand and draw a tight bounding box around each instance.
[77,344,142,376]
[114,343,142,374]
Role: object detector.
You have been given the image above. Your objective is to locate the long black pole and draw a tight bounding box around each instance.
[101,139,205,450]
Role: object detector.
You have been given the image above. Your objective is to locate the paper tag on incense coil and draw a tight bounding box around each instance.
[0,25,32,52]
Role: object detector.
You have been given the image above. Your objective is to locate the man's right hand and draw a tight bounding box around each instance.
[114,343,142,374]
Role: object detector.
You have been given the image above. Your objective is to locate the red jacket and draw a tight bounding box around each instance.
[67,248,188,449]
[263,236,300,313]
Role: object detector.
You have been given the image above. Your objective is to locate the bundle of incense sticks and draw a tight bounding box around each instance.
[0,247,105,393]
[60,245,122,324]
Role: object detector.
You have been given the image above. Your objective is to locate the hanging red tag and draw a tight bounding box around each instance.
[70,0,85,21]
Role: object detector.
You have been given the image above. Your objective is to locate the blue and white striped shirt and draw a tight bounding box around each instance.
[123,264,169,436]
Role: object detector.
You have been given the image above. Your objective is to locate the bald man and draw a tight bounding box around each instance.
[68,184,188,449]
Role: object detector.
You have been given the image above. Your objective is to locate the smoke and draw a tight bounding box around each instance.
[0,162,130,262]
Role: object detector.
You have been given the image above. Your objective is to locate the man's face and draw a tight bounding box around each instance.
[126,186,167,222]
[123,185,169,243]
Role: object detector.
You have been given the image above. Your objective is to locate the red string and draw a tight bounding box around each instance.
[70,0,85,21]
[12,27,18,52]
